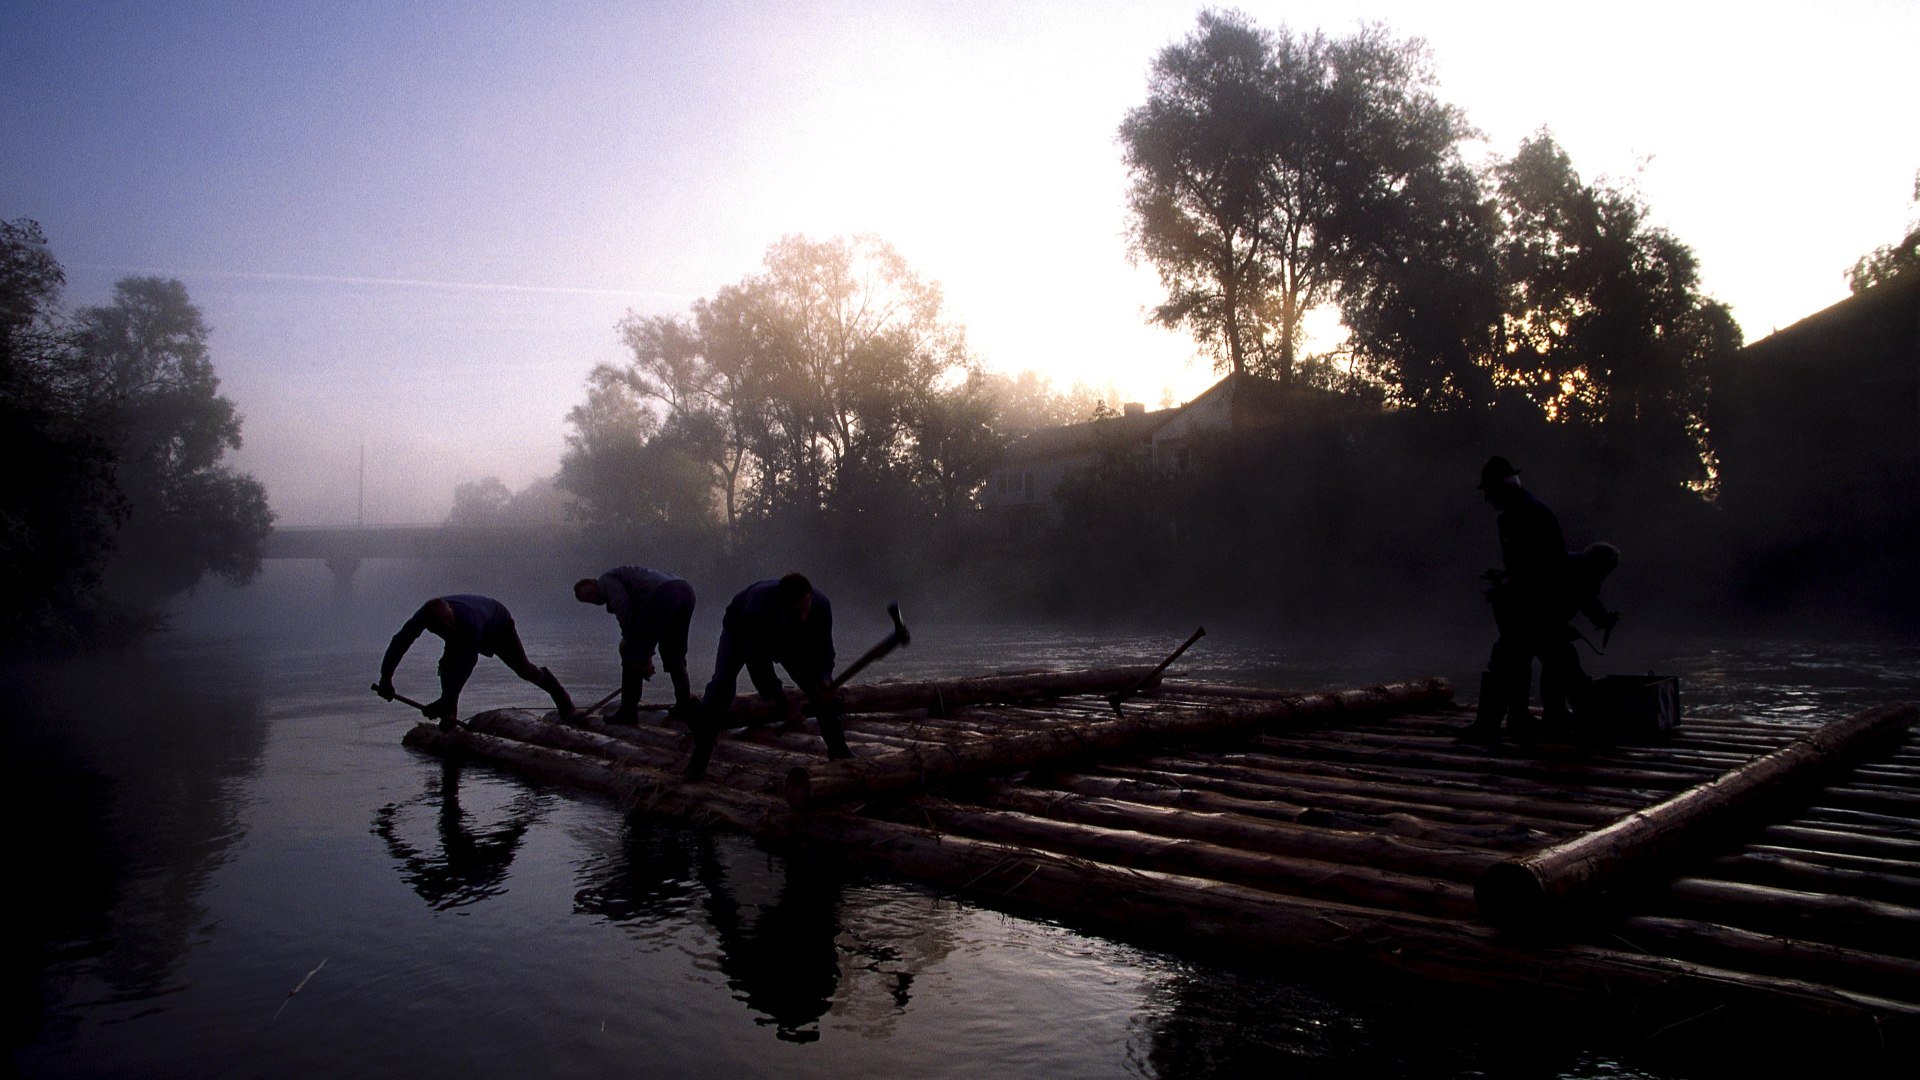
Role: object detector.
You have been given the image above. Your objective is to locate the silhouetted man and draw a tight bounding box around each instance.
[684,572,848,780]
[378,595,574,727]
[574,566,697,724]
[1462,456,1584,742]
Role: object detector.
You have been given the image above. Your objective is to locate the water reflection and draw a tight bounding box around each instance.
[2,646,267,1055]
[574,818,939,1043]
[373,759,550,910]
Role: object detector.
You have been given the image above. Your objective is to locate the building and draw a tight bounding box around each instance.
[979,372,1357,536]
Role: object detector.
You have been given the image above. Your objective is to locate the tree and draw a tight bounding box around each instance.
[1492,133,1741,487]
[69,277,274,600]
[0,220,126,647]
[565,234,975,551]
[447,477,512,526]
[1121,13,1475,383]
[1846,169,1920,293]
[557,372,717,543]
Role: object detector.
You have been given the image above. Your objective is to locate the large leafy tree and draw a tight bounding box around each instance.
[563,235,978,547]
[0,220,125,646]
[69,277,274,600]
[1493,133,1741,485]
[1,226,272,645]
[1121,13,1475,383]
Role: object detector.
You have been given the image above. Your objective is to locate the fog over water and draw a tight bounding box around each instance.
[7,561,1917,1077]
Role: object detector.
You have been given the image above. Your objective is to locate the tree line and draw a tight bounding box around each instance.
[1,219,272,650]
[545,12,1914,629]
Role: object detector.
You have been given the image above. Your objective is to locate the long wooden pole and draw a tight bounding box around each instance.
[1475,702,1919,928]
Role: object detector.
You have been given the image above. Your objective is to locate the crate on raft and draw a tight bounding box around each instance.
[1578,674,1680,742]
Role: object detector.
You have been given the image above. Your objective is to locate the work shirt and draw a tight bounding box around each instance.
[1493,490,1569,632]
[597,566,683,638]
[721,579,835,679]
[380,594,515,684]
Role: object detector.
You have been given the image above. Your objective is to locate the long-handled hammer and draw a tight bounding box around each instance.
[371,683,432,715]
[828,601,911,691]
[1108,626,1205,715]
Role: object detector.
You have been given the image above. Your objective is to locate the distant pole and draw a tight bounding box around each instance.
[357,442,365,529]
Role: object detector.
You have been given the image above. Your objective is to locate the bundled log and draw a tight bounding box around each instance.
[1476,702,1920,928]
[783,678,1454,808]
[784,811,1920,1047]
[400,722,787,831]
[898,800,1477,917]
[1611,915,1920,1004]
[711,666,1170,724]
[977,783,1497,881]
[1658,877,1920,959]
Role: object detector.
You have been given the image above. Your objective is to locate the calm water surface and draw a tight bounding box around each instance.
[8,563,1918,1078]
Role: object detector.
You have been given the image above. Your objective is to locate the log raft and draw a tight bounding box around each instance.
[399,668,1920,1050]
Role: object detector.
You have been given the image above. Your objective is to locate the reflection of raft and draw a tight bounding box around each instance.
[402,668,1920,1051]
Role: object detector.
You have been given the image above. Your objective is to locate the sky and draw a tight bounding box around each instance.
[4,1,1915,525]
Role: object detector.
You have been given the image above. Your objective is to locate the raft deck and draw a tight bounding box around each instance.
[402,671,1920,1050]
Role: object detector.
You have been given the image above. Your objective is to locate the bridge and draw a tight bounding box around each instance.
[263,524,585,597]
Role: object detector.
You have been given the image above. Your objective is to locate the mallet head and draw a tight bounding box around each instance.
[887,601,910,647]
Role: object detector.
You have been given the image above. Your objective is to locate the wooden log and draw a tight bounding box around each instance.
[1754,823,1920,863]
[1658,877,1920,960]
[1610,915,1920,1003]
[1476,702,1920,928]
[713,666,1172,724]
[1697,850,1920,909]
[899,801,1478,917]
[783,679,1455,808]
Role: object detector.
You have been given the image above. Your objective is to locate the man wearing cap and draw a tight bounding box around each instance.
[377,594,575,727]
[574,566,698,724]
[1462,456,1582,742]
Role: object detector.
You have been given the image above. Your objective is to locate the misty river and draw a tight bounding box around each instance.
[8,560,1918,1078]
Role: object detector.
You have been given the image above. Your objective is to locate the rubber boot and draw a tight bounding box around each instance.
[683,720,717,781]
[1457,672,1504,743]
[817,708,854,761]
[668,666,695,718]
[537,667,575,723]
[610,665,645,725]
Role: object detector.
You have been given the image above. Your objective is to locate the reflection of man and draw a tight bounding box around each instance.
[685,573,848,780]
[372,760,543,910]
[574,566,697,724]
[1462,457,1584,742]
[377,595,574,727]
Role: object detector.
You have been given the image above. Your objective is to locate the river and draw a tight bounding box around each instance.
[7,561,1917,1078]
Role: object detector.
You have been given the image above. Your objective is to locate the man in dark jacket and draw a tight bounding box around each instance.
[574,566,697,724]
[377,595,574,727]
[1462,456,1585,742]
[684,572,848,780]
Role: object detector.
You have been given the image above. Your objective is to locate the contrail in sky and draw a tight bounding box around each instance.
[71,263,695,301]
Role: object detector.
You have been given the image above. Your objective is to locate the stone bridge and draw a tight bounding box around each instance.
[264,524,582,597]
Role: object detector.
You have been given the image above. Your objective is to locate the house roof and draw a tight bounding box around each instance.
[996,371,1361,468]
[998,406,1171,465]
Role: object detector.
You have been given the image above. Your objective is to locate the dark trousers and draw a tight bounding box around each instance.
[620,579,697,707]
[1487,602,1586,726]
[438,620,546,712]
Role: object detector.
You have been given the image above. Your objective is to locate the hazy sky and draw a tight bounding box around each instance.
[5,1,1914,525]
